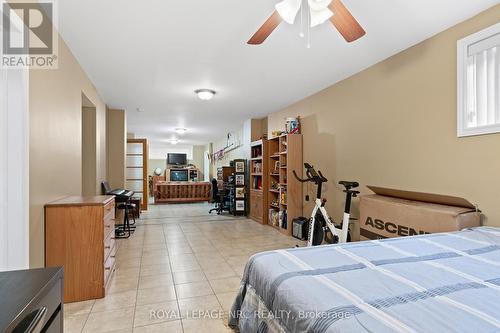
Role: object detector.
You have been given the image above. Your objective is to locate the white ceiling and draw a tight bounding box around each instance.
[58,0,500,149]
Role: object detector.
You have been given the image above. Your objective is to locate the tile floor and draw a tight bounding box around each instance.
[64,202,301,333]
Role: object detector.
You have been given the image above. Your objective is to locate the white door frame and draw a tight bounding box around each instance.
[0,67,30,271]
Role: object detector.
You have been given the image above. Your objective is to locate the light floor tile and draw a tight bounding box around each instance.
[133,321,183,333]
[138,273,174,290]
[64,313,89,333]
[134,301,180,327]
[107,277,139,294]
[175,281,214,299]
[216,292,238,313]
[170,261,201,273]
[83,203,300,333]
[92,290,137,312]
[83,307,135,333]
[64,299,95,316]
[178,294,222,316]
[141,255,169,266]
[173,270,207,285]
[182,318,233,333]
[140,264,171,277]
[203,267,238,281]
[208,277,242,294]
[137,285,177,306]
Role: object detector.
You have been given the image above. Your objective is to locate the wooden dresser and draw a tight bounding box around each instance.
[45,196,116,303]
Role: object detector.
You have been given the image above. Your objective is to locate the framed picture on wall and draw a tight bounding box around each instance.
[235,187,245,198]
[235,174,245,185]
[235,161,245,173]
[236,200,245,211]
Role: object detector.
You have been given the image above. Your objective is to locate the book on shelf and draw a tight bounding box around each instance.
[253,177,263,190]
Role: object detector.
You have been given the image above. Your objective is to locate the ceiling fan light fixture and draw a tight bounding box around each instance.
[308,0,332,11]
[275,0,301,24]
[195,89,216,101]
[276,0,332,27]
[310,7,333,27]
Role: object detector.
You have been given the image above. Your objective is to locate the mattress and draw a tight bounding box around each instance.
[229,227,500,333]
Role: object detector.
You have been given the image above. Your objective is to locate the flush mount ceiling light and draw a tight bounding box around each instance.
[169,139,179,145]
[136,107,145,112]
[175,128,187,135]
[195,89,216,101]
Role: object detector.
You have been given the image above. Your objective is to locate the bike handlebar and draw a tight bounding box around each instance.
[292,163,327,184]
[292,170,313,183]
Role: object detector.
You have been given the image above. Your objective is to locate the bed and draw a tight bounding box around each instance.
[229,227,500,333]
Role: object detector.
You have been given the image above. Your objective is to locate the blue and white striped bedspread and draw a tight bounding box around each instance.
[229,227,500,333]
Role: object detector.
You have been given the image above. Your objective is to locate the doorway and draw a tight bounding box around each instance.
[126,138,149,210]
[81,93,97,196]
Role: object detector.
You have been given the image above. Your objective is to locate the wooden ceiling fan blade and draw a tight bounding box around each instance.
[329,0,366,42]
[248,10,282,45]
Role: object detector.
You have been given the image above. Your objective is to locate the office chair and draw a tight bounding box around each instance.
[209,178,223,214]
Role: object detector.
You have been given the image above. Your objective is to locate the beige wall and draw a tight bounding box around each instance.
[106,108,127,189]
[148,146,205,179]
[268,5,500,232]
[212,124,248,171]
[192,145,206,180]
[82,105,97,196]
[210,118,267,171]
[148,159,166,177]
[29,36,107,267]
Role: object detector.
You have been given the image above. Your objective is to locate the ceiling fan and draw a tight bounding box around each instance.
[248,0,365,45]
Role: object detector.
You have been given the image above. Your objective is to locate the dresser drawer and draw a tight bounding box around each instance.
[104,251,116,285]
[104,200,115,221]
[104,233,115,262]
[104,213,115,237]
[104,200,115,214]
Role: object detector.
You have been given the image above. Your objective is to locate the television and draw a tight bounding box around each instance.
[167,153,187,166]
[170,170,188,182]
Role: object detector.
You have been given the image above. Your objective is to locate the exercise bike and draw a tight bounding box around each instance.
[293,163,360,246]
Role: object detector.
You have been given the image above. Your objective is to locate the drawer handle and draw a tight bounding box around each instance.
[111,255,116,258]
[105,266,111,271]
[13,307,47,333]
[105,246,111,249]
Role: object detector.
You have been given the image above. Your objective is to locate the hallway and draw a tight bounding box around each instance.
[63,203,300,333]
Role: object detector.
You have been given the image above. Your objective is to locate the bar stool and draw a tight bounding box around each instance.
[115,202,136,239]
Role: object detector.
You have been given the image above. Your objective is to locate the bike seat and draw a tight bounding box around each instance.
[339,181,359,189]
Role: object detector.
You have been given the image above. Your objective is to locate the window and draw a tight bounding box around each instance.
[457,23,500,137]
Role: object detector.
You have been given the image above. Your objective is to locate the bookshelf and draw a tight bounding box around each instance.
[267,134,303,235]
[249,139,268,224]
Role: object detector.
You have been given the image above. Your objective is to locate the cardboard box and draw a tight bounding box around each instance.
[359,186,481,240]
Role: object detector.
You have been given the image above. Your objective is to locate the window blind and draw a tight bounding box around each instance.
[465,44,500,129]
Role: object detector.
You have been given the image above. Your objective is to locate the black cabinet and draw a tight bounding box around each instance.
[0,268,63,333]
[230,159,248,216]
